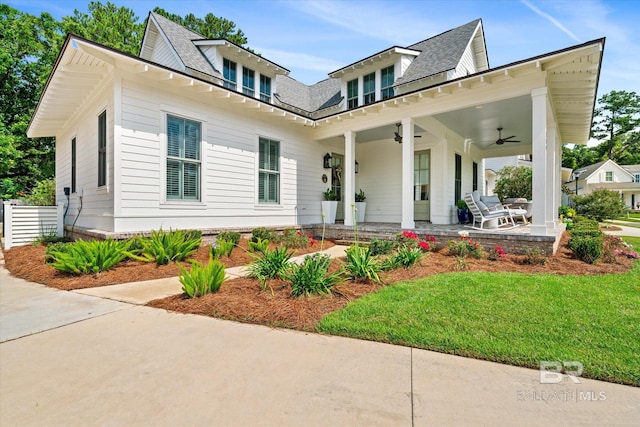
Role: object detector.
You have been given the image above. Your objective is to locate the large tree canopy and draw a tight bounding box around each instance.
[1,2,250,199]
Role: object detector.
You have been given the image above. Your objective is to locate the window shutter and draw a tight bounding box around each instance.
[268,140,279,171]
[166,160,181,198]
[258,171,266,201]
[167,116,183,157]
[183,162,199,199]
[268,174,279,202]
[184,121,200,160]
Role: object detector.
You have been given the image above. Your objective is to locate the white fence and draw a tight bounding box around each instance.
[3,202,64,249]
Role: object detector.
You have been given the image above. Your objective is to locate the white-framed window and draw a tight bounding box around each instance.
[98,111,107,187]
[242,66,255,97]
[166,114,201,201]
[223,58,236,90]
[634,173,640,183]
[414,151,430,201]
[605,171,613,182]
[347,79,358,109]
[260,75,271,102]
[258,137,280,204]
[381,65,394,99]
[363,72,375,105]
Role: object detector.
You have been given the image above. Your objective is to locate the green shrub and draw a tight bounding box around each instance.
[447,238,483,259]
[248,237,269,253]
[279,228,314,248]
[283,253,344,297]
[395,230,419,248]
[47,239,132,274]
[248,246,294,287]
[569,236,603,264]
[211,239,234,258]
[251,227,273,242]
[128,229,201,265]
[520,247,547,265]
[343,245,382,283]
[45,241,70,263]
[217,231,241,246]
[368,238,394,256]
[386,246,423,269]
[23,178,56,206]
[494,166,532,201]
[602,235,625,264]
[558,205,576,218]
[571,189,627,221]
[179,255,226,298]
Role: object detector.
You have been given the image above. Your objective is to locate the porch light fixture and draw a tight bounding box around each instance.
[323,153,332,169]
[355,160,359,174]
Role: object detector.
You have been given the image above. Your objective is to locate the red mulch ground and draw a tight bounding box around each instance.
[3,233,634,331]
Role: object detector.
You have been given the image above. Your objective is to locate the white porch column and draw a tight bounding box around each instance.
[545,124,558,230]
[344,130,356,226]
[556,133,563,224]
[531,87,548,236]
[401,117,415,229]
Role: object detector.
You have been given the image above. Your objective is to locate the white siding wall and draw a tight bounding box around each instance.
[452,43,478,78]
[115,73,327,232]
[55,82,115,231]
[150,35,182,71]
[586,164,633,184]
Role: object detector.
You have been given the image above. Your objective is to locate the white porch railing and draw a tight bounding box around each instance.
[3,202,64,249]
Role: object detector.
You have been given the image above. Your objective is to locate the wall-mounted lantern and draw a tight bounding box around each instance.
[323,153,332,169]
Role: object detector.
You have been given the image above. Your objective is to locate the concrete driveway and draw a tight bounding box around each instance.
[1,263,639,426]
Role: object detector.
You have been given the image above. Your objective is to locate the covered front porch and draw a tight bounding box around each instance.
[311,39,603,238]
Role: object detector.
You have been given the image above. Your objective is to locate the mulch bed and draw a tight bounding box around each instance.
[3,232,635,331]
[2,238,333,291]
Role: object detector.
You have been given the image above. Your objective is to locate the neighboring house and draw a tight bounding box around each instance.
[484,155,572,196]
[568,160,640,209]
[27,12,604,238]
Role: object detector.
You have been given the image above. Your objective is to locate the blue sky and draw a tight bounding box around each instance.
[8,0,640,97]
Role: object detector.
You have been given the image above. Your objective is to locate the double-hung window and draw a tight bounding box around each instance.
[605,171,613,182]
[381,65,394,99]
[166,115,201,201]
[634,173,640,183]
[223,58,237,90]
[363,72,375,105]
[242,67,255,97]
[258,137,280,203]
[98,111,107,187]
[260,75,271,102]
[347,79,358,109]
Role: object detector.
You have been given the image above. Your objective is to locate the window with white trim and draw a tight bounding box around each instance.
[98,111,106,187]
[242,66,255,97]
[166,115,201,201]
[381,65,394,99]
[363,72,375,105]
[223,58,236,90]
[260,75,271,102]
[605,171,613,182]
[347,79,358,109]
[258,137,280,203]
[634,173,640,183]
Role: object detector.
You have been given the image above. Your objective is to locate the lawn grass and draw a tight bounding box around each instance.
[318,237,640,386]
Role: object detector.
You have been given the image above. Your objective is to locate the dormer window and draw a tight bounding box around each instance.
[347,79,358,109]
[223,58,237,90]
[242,67,255,97]
[605,171,613,182]
[381,65,394,100]
[260,75,271,102]
[363,72,375,105]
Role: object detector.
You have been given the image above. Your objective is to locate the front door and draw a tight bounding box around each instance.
[331,153,344,221]
[414,150,430,221]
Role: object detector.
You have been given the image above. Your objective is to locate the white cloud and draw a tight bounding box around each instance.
[521,0,581,42]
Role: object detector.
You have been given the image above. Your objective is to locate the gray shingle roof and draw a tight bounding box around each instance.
[395,19,481,87]
[573,160,607,180]
[150,12,220,78]
[274,76,341,113]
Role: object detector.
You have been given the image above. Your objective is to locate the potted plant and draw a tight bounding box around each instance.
[456,199,469,224]
[321,188,338,224]
[354,189,366,223]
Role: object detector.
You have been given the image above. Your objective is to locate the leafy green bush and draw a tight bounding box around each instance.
[278,228,314,248]
[386,246,423,269]
[494,166,532,201]
[368,238,394,256]
[248,237,269,253]
[47,239,132,274]
[343,245,382,283]
[128,229,201,265]
[45,241,70,263]
[447,238,483,259]
[283,253,343,297]
[569,236,603,264]
[217,231,241,246]
[23,178,56,206]
[211,239,234,258]
[179,255,226,298]
[251,227,273,242]
[248,246,294,286]
[571,189,628,221]
[520,247,547,265]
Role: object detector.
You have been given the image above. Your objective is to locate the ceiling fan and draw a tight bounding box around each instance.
[394,123,422,144]
[495,127,520,145]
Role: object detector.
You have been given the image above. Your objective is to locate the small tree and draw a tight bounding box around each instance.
[494,166,532,201]
[571,189,627,221]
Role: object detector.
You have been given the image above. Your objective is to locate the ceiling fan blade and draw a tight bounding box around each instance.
[503,135,516,140]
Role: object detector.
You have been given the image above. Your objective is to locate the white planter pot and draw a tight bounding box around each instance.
[321,201,338,224]
[354,202,366,223]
